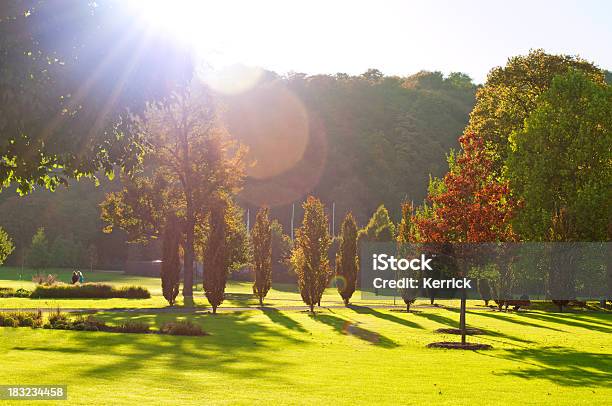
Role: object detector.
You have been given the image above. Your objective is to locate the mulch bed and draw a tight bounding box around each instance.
[435,328,485,335]
[389,309,422,313]
[427,341,492,350]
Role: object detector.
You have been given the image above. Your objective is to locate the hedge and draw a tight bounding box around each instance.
[30,283,151,299]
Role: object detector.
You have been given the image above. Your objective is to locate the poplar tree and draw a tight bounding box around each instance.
[203,201,229,314]
[397,201,417,312]
[252,208,272,306]
[291,196,332,313]
[161,214,181,306]
[335,212,358,306]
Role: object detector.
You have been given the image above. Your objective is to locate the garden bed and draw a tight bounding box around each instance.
[427,341,492,350]
[0,311,206,336]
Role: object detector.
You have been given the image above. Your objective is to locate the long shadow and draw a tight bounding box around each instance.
[485,346,612,387]
[261,307,307,332]
[460,309,566,333]
[347,305,424,329]
[412,311,535,344]
[223,292,258,306]
[309,313,398,348]
[13,311,305,384]
[516,312,612,334]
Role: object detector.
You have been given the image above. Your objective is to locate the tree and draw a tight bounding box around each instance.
[396,201,418,311]
[161,214,181,306]
[49,235,82,268]
[101,84,246,305]
[291,196,332,313]
[202,200,229,314]
[413,131,519,342]
[465,49,604,175]
[507,70,611,241]
[27,227,49,270]
[252,208,272,306]
[0,227,14,265]
[0,0,192,194]
[335,212,358,305]
[477,278,492,306]
[359,205,396,242]
[414,132,519,243]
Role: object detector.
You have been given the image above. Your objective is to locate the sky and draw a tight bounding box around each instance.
[135,0,612,84]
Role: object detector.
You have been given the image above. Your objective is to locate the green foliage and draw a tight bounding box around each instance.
[0,311,42,328]
[291,196,332,312]
[359,205,396,242]
[0,226,14,265]
[252,208,272,306]
[27,227,49,270]
[49,235,83,268]
[161,214,181,305]
[0,178,126,270]
[159,320,207,336]
[270,220,293,282]
[508,70,612,241]
[335,212,358,305]
[466,49,604,174]
[234,69,476,222]
[30,283,150,299]
[101,83,247,299]
[477,279,492,306]
[203,203,230,314]
[0,0,192,194]
[224,200,252,272]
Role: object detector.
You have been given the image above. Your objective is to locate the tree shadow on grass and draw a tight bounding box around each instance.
[515,312,612,334]
[308,313,398,348]
[412,311,535,344]
[347,305,424,329]
[12,312,304,384]
[485,346,612,388]
[223,292,258,307]
[260,307,307,333]
[459,309,567,333]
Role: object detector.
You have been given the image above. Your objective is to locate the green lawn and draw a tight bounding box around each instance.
[0,306,610,405]
[0,266,408,309]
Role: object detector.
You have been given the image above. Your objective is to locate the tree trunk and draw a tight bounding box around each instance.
[309,303,314,313]
[460,291,467,345]
[484,299,489,306]
[259,296,263,307]
[182,217,195,306]
[406,303,410,312]
[344,297,349,306]
[212,305,217,314]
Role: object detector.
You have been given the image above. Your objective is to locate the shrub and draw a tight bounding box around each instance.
[2,316,18,327]
[160,320,207,336]
[15,288,31,297]
[0,288,32,298]
[117,286,151,299]
[0,287,14,297]
[46,310,71,329]
[30,283,150,299]
[117,321,150,334]
[32,273,58,286]
[0,311,43,327]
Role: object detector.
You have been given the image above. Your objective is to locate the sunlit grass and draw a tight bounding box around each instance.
[0,306,610,405]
